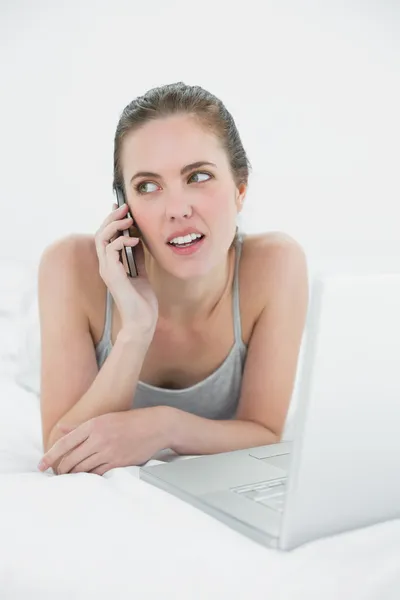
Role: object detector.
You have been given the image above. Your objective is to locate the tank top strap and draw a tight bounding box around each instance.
[104,287,113,344]
[232,229,244,345]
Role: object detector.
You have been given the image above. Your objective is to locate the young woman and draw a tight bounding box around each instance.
[37,82,309,476]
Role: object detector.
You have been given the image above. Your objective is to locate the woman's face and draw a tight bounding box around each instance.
[120,114,246,278]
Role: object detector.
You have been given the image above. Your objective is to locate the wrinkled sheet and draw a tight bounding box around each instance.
[0,375,399,600]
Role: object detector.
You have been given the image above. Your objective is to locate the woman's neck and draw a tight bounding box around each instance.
[146,245,235,328]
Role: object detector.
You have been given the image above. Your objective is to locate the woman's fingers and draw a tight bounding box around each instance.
[96,216,133,251]
[94,202,142,274]
[39,425,91,471]
[101,236,140,277]
[106,234,140,253]
[66,453,106,475]
[56,440,96,474]
[98,202,129,232]
[95,203,128,244]
[89,464,111,476]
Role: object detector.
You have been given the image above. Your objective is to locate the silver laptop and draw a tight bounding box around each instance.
[140,273,400,550]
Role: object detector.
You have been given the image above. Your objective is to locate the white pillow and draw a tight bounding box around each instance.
[0,258,31,314]
[0,258,36,379]
[14,269,41,397]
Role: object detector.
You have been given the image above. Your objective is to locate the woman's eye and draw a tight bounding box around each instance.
[136,181,158,194]
[189,171,212,183]
[135,171,212,195]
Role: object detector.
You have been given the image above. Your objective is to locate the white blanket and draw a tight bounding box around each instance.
[1,375,400,600]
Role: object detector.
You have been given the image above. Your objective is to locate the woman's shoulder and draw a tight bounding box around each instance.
[240,231,307,310]
[242,230,305,255]
[38,233,104,312]
[39,232,99,276]
[241,230,306,273]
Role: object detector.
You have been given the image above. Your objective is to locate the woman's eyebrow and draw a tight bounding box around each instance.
[130,161,217,184]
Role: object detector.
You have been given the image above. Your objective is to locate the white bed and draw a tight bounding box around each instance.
[1,258,399,600]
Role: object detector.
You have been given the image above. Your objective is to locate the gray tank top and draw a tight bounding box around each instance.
[95,231,248,420]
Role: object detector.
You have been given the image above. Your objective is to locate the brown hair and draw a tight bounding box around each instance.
[112,81,252,194]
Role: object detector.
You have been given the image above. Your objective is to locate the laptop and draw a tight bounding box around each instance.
[140,273,400,550]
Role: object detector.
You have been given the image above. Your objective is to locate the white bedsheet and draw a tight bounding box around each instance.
[1,375,400,600]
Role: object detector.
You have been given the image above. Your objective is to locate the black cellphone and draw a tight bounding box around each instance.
[113,185,139,278]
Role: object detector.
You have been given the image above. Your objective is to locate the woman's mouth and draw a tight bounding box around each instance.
[167,235,206,255]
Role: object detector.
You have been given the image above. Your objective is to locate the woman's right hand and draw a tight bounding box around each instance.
[94,202,159,337]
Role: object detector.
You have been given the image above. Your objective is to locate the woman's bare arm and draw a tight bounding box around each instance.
[38,235,152,461]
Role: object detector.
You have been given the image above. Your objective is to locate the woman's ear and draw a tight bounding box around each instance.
[235,182,246,212]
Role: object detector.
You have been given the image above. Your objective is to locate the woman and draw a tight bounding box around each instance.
[37,82,309,476]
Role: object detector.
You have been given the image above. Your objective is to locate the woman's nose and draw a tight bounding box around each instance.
[164,193,193,219]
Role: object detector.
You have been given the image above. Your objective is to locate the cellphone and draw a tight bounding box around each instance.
[113,185,139,277]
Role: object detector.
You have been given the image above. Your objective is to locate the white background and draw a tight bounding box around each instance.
[1,0,399,276]
[1,6,400,597]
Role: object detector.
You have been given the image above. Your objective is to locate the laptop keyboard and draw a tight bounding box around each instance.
[231,477,287,513]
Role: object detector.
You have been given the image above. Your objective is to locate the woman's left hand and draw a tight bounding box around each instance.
[38,407,171,475]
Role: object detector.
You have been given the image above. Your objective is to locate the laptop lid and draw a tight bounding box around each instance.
[279,273,400,550]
